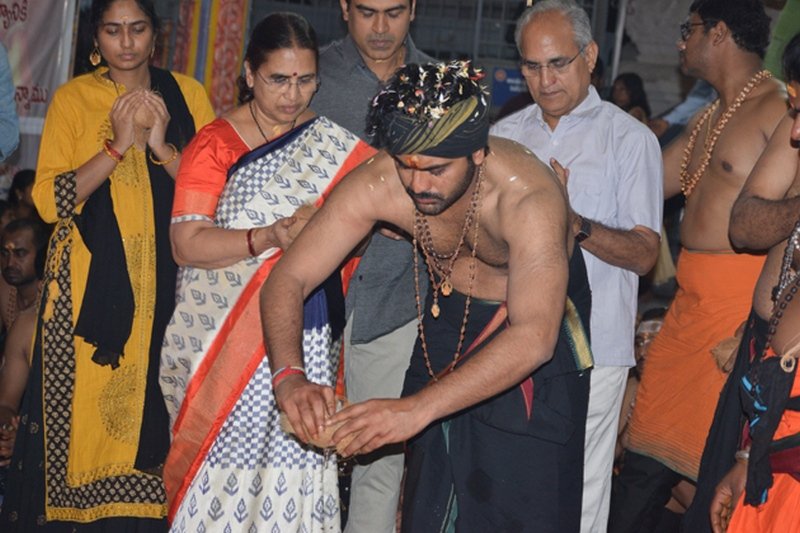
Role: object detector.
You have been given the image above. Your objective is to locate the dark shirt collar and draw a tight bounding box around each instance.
[340,34,426,79]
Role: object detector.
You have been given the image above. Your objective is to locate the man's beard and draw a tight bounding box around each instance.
[407,157,477,216]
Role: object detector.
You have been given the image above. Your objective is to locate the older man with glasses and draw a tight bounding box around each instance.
[491,1,662,532]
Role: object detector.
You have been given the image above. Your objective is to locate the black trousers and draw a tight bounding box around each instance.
[608,451,684,533]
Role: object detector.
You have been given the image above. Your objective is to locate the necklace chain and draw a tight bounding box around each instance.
[249,100,270,144]
[679,70,772,197]
[412,162,485,381]
[248,99,297,145]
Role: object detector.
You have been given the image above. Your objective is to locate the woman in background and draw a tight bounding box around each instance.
[612,72,652,123]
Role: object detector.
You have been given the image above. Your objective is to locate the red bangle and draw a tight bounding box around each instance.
[246,228,257,257]
[272,367,305,390]
[102,139,123,163]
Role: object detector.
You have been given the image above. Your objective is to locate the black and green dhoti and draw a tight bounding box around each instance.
[401,250,592,533]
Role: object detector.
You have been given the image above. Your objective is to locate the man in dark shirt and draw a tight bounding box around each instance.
[310,2,434,532]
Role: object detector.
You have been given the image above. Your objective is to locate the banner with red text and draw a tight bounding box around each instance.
[0,0,78,188]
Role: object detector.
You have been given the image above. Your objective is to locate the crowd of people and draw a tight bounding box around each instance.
[1,0,800,532]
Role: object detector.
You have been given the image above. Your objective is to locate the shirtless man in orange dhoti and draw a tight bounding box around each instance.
[609,1,788,531]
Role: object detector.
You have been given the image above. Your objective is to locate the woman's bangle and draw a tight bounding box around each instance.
[246,228,258,257]
[102,139,123,163]
[272,366,306,390]
[149,143,178,166]
[735,449,750,462]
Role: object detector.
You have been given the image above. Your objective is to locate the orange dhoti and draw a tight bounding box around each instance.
[627,249,765,479]
[728,370,800,532]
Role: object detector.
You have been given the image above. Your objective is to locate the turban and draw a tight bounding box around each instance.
[367,61,490,158]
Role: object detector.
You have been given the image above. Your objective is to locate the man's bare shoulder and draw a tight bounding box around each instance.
[748,79,789,133]
[485,137,568,226]
[487,136,563,196]
[325,150,411,228]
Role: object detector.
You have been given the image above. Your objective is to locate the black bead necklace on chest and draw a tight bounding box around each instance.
[249,99,296,145]
[766,217,800,373]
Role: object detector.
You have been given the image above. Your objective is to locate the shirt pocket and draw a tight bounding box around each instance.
[568,175,615,224]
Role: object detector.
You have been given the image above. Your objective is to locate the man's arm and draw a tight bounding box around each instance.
[729,114,800,250]
[329,163,572,455]
[574,222,659,276]
[261,157,395,442]
[0,311,34,465]
[567,125,663,276]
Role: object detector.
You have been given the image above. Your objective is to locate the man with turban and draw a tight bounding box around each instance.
[261,60,594,532]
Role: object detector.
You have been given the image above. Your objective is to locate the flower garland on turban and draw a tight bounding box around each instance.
[367,61,490,158]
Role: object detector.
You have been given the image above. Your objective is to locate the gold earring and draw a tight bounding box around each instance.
[90,46,101,67]
[150,46,155,59]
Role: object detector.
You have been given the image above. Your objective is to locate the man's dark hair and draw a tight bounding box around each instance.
[689,0,770,59]
[783,33,800,84]
[345,0,415,7]
[90,0,161,37]
[9,169,34,208]
[3,218,51,280]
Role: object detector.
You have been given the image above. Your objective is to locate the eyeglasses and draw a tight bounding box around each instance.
[520,46,585,77]
[679,21,707,41]
[256,70,320,94]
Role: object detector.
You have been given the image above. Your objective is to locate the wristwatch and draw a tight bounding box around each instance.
[575,216,592,243]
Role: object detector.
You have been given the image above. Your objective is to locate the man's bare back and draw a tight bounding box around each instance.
[665,78,786,252]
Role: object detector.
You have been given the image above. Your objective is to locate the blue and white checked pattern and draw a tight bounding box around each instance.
[171,327,340,532]
[162,118,361,532]
[205,323,336,469]
[160,117,358,419]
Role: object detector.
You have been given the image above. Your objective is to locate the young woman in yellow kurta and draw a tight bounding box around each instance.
[0,0,214,530]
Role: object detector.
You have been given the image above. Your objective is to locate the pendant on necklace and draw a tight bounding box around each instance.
[441,279,453,297]
[431,302,440,318]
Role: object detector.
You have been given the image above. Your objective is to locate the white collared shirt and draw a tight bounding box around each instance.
[492,86,663,367]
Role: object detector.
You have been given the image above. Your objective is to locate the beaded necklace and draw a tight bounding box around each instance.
[766,218,800,372]
[412,162,485,380]
[679,70,772,197]
[3,286,16,327]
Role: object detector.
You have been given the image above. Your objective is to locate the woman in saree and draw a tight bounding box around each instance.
[0,0,214,530]
[159,12,374,532]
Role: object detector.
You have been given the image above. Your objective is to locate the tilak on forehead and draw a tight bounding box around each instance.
[366,60,490,158]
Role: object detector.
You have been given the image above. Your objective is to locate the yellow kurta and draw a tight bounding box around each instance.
[32,67,214,522]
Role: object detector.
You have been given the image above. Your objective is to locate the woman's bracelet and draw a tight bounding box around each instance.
[735,449,750,462]
[246,228,258,257]
[149,143,178,166]
[272,366,306,390]
[102,139,123,163]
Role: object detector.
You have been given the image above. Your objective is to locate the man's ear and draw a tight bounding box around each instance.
[340,0,350,22]
[470,147,487,167]
[710,20,729,46]
[584,40,599,73]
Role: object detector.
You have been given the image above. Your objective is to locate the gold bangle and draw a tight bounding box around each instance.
[149,143,178,166]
